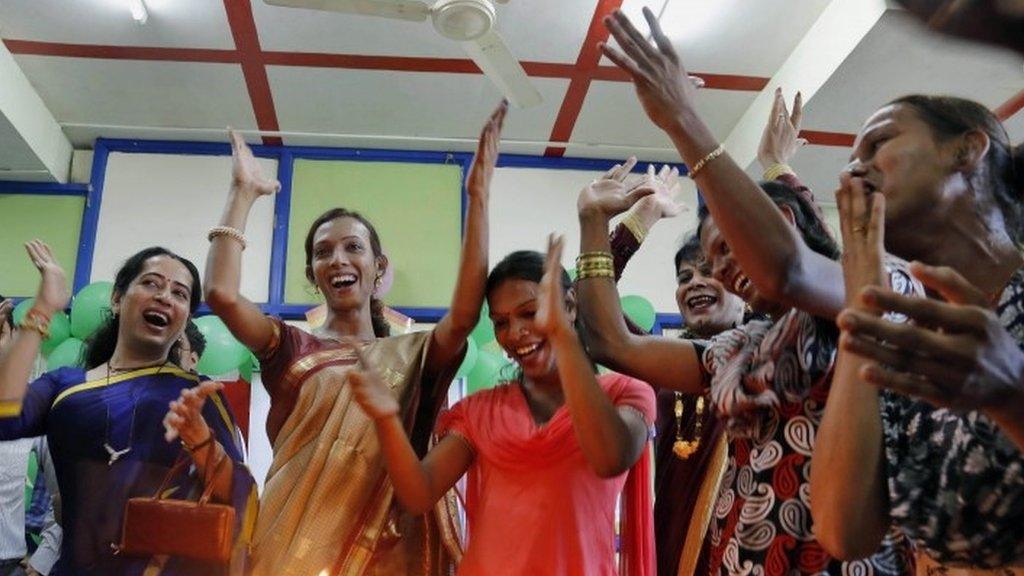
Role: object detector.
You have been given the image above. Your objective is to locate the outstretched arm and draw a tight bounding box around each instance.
[536,235,648,477]
[426,101,507,379]
[204,131,282,353]
[348,344,473,514]
[602,9,843,319]
[574,176,705,394]
[0,241,70,408]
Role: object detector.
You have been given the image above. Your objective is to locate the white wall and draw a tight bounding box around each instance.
[91,152,277,301]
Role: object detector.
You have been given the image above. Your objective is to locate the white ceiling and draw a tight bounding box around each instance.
[0,0,1020,198]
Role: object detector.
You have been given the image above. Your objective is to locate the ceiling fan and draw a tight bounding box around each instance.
[263,0,543,108]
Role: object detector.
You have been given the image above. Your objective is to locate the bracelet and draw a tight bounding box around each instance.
[18,308,51,340]
[688,144,725,178]
[576,268,615,280]
[762,163,795,181]
[207,226,247,250]
[621,212,649,244]
[182,433,214,453]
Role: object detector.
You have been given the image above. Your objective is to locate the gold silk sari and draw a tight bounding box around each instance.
[250,329,460,576]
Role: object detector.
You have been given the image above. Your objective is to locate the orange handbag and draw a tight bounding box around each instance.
[116,445,235,564]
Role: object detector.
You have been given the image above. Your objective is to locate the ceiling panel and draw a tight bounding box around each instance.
[268,66,568,141]
[570,81,757,152]
[252,0,595,64]
[0,0,234,49]
[13,56,257,133]
[800,10,1024,134]
[608,0,831,76]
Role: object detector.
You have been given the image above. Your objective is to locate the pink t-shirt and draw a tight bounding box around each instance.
[438,373,655,576]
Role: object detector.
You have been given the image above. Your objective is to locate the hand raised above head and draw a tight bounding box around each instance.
[758,88,807,169]
[534,234,570,338]
[229,129,281,200]
[577,167,656,220]
[24,240,69,315]
[467,100,508,200]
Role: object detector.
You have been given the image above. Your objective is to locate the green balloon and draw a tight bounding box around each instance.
[42,312,71,356]
[12,298,34,326]
[71,282,113,339]
[621,295,657,332]
[470,304,495,345]
[194,315,248,376]
[47,338,85,370]
[568,267,578,281]
[239,354,254,382]
[455,339,479,379]
[466,350,506,394]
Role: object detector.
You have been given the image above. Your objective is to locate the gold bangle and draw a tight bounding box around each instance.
[688,145,725,178]
[207,226,247,250]
[576,268,615,280]
[622,212,649,243]
[577,251,614,259]
[18,309,51,340]
[762,163,795,181]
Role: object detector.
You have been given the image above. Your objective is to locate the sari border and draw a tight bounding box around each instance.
[51,366,198,409]
[0,400,22,417]
[279,348,358,391]
[676,432,728,576]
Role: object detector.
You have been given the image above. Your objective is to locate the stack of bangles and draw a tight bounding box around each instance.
[207,225,247,250]
[576,252,614,280]
[19,307,52,340]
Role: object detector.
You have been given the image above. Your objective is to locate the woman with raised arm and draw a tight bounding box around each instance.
[348,236,656,575]
[204,103,504,576]
[0,242,255,575]
[576,170,913,576]
[602,7,1024,571]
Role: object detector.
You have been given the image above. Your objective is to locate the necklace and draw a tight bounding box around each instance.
[672,393,705,460]
[101,361,166,466]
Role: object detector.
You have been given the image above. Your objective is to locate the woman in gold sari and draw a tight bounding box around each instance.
[204,102,505,576]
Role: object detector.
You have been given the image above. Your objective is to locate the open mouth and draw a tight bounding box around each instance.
[329,273,358,290]
[514,342,543,360]
[732,275,751,296]
[686,293,718,312]
[142,310,169,328]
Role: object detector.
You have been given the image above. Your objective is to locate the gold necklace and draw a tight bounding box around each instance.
[672,393,704,460]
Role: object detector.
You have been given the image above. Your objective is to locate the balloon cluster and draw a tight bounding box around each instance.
[19,281,251,377]
[455,294,656,395]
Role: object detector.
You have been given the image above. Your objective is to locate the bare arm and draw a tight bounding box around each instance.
[426,101,506,379]
[348,345,474,513]
[0,242,70,406]
[602,9,844,319]
[810,176,890,559]
[538,236,650,477]
[203,131,281,353]
[574,179,704,394]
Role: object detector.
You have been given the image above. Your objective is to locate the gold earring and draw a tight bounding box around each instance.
[374,275,383,288]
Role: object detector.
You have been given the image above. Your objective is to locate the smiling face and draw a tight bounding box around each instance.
[674,257,745,337]
[488,278,575,382]
[699,218,781,315]
[306,216,386,314]
[112,255,193,357]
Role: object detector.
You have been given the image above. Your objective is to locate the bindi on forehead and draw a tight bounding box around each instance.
[140,258,192,289]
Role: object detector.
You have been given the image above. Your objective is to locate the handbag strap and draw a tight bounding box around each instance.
[151,434,228,506]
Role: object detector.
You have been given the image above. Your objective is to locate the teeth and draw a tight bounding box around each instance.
[515,343,541,356]
[733,276,749,294]
[687,295,716,308]
[330,274,357,287]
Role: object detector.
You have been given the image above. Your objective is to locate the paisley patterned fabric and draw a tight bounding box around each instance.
[880,268,1024,569]
[701,262,919,576]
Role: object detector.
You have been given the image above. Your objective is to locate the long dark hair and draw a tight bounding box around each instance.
[303,208,390,337]
[698,180,841,261]
[83,247,202,370]
[890,94,1024,244]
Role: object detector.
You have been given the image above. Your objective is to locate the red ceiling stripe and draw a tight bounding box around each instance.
[223,0,281,146]
[2,39,239,63]
[544,0,624,157]
[995,88,1024,121]
[800,130,856,147]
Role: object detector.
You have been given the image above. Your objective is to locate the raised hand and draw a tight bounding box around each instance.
[534,234,569,338]
[577,161,656,219]
[600,7,701,133]
[757,88,807,169]
[633,163,685,219]
[838,263,1024,413]
[163,380,224,445]
[467,100,508,200]
[229,129,281,201]
[835,173,887,308]
[346,341,401,421]
[24,240,69,316]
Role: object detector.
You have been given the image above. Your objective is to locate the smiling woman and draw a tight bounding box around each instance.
[0,242,256,575]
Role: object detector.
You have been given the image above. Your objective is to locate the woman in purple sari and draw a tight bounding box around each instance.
[0,242,256,575]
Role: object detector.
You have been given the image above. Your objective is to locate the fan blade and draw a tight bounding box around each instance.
[461,30,542,108]
[263,0,431,22]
